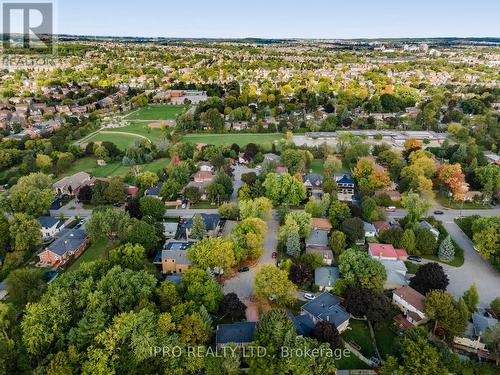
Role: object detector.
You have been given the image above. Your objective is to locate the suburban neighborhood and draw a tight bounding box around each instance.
[0,2,499,374]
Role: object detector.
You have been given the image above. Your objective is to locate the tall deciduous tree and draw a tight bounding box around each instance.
[3,173,54,216]
[410,262,449,295]
[85,208,131,243]
[424,290,468,338]
[139,196,166,220]
[187,237,236,274]
[254,265,297,306]
[338,249,386,291]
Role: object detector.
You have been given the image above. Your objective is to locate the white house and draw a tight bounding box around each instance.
[38,216,64,240]
[392,286,427,326]
[363,221,377,238]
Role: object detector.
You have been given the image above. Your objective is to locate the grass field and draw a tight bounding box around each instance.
[373,323,398,358]
[434,194,491,209]
[104,121,165,142]
[310,159,324,175]
[335,345,371,370]
[82,132,141,150]
[125,105,185,121]
[58,157,170,179]
[66,238,110,272]
[181,133,284,147]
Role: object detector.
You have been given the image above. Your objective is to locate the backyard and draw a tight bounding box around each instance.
[342,320,376,359]
[65,238,110,273]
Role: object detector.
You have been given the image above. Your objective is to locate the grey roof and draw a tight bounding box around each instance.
[301,292,350,328]
[419,220,433,230]
[38,216,61,229]
[303,173,324,187]
[363,221,376,233]
[473,310,498,336]
[292,314,315,337]
[46,229,87,256]
[165,274,183,285]
[264,153,280,161]
[145,181,164,196]
[184,213,220,231]
[163,222,178,233]
[315,267,340,287]
[305,229,329,247]
[161,249,191,265]
[216,322,256,345]
[381,260,408,287]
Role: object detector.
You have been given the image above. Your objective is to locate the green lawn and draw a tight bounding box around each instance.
[66,238,110,272]
[310,159,324,175]
[81,132,141,150]
[373,323,398,359]
[57,157,169,179]
[190,201,220,209]
[104,121,165,142]
[342,320,376,359]
[405,261,421,274]
[434,194,491,209]
[181,133,284,147]
[125,105,185,121]
[335,344,371,370]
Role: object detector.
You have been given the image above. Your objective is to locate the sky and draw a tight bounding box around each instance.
[6,0,500,39]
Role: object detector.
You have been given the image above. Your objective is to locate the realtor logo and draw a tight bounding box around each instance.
[2,1,54,53]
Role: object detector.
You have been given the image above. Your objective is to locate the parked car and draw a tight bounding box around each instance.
[238,266,250,273]
[407,255,422,262]
[272,252,277,259]
[433,210,444,215]
[304,293,315,301]
[386,206,396,212]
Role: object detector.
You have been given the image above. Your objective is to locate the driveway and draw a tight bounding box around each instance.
[223,210,279,301]
[389,204,500,306]
[230,165,258,203]
[50,199,93,218]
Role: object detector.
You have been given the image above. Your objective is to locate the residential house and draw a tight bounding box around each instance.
[292,314,316,337]
[163,222,178,238]
[453,309,498,354]
[53,172,92,196]
[0,280,7,301]
[315,266,340,291]
[419,220,440,240]
[305,229,329,248]
[303,174,324,192]
[372,221,391,235]
[368,243,408,261]
[127,186,139,198]
[192,170,214,183]
[393,286,427,328]
[276,166,288,174]
[159,240,196,273]
[306,246,334,265]
[145,182,164,198]
[375,189,401,202]
[37,229,89,269]
[183,181,211,201]
[198,161,214,173]
[263,153,280,162]
[311,218,333,232]
[38,216,64,240]
[381,259,409,289]
[364,221,377,238]
[301,292,350,333]
[216,322,257,348]
[336,174,355,202]
[184,213,221,238]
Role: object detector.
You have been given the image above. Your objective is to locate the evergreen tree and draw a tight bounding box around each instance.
[438,235,455,262]
[190,214,207,240]
[286,229,301,258]
[400,229,416,254]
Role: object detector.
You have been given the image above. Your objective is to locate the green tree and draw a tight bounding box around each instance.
[329,230,346,256]
[398,328,447,375]
[239,197,272,220]
[254,265,297,306]
[3,173,54,216]
[139,196,166,220]
[231,217,267,261]
[263,173,306,206]
[187,237,236,274]
[160,179,181,200]
[328,200,351,229]
[338,249,386,291]
[342,217,364,243]
[482,323,500,366]
[218,202,239,220]
[438,235,455,262]
[136,171,159,189]
[155,281,182,312]
[304,193,331,218]
[85,208,131,243]
[104,176,126,204]
[122,218,159,255]
[109,243,147,270]
[285,228,301,258]
[180,269,223,312]
[400,229,416,254]
[471,216,500,260]
[424,290,468,338]
[402,191,430,224]
[6,267,46,308]
[8,213,41,255]
[189,214,207,240]
[476,165,500,202]
[462,283,479,314]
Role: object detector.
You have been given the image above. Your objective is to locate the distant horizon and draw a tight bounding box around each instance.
[3,0,499,40]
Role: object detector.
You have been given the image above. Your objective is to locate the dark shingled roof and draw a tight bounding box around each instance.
[46,229,87,256]
[38,216,61,229]
[145,181,164,196]
[301,292,350,328]
[216,322,256,345]
[184,213,220,231]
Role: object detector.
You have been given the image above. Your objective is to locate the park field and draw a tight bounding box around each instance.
[125,104,185,121]
[81,132,140,150]
[57,157,170,179]
[103,122,165,142]
[181,133,284,147]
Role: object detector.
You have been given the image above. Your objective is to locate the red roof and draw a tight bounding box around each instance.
[127,186,139,196]
[395,248,409,258]
[369,243,397,259]
[373,221,391,232]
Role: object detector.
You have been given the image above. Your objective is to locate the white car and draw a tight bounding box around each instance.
[304,293,315,301]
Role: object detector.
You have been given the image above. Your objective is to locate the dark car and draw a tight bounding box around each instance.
[407,255,422,262]
[433,210,444,215]
[272,252,277,259]
[239,267,250,272]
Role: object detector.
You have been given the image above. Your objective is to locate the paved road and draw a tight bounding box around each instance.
[389,203,500,306]
[223,210,279,301]
[50,199,93,218]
